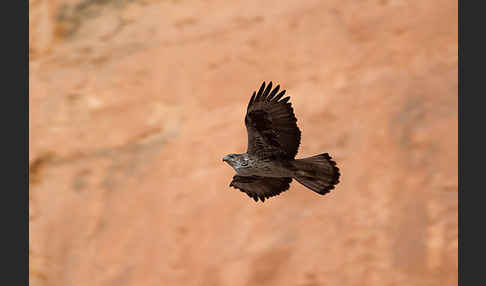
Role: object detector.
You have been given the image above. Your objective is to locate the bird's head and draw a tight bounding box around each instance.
[222,153,249,170]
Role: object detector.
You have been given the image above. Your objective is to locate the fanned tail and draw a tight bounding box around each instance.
[292,153,340,195]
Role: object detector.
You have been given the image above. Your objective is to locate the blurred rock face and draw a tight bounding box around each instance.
[29,0,458,285]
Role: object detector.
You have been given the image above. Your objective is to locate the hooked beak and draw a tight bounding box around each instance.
[222,155,230,162]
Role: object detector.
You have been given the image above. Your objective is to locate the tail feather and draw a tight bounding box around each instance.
[292,153,340,195]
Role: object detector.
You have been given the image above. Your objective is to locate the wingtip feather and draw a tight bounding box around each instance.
[267,85,280,101]
[280,96,290,104]
[255,81,266,102]
[248,92,256,109]
[262,81,273,99]
[272,90,286,102]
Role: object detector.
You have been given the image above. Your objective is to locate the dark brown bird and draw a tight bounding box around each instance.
[222,81,340,202]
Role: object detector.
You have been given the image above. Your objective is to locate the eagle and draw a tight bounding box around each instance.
[222,81,340,202]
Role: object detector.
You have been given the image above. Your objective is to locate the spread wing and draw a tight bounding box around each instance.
[245,81,301,159]
[229,175,292,202]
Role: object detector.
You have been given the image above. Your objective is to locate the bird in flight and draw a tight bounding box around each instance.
[222,81,340,202]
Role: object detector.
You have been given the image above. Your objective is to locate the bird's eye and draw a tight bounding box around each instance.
[241,160,248,166]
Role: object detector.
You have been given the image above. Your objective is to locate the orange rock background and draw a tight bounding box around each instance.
[29,0,458,285]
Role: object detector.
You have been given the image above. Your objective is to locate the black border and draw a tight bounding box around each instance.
[3,0,29,283]
[458,0,462,284]
[24,0,29,284]
[18,0,29,284]
[459,0,483,284]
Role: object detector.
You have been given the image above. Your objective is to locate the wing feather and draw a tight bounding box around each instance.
[271,90,286,102]
[267,85,280,101]
[229,175,292,202]
[245,81,301,159]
